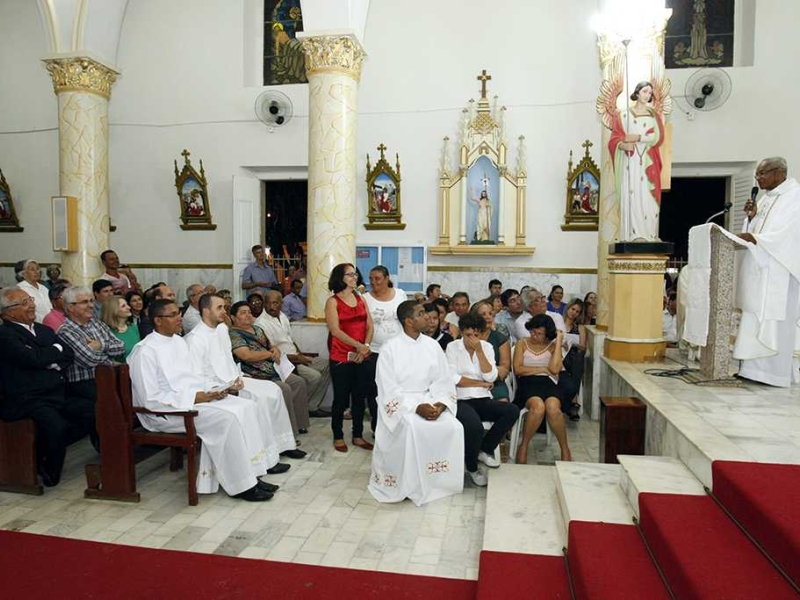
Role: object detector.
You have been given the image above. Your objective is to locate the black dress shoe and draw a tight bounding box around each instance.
[257,480,280,493]
[267,462,291,474]
[38,467,60,488]
[280,449,307,459]
[234,485,273,502]
[298,428,309,435]
[309,409,332,418]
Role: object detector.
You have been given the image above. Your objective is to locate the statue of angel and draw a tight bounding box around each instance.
[598,64,671,241]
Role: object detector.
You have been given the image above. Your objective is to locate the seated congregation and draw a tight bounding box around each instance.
[1,252,596,508]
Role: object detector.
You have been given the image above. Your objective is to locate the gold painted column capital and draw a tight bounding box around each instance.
[43,57,119,99]
[301,35,366,81]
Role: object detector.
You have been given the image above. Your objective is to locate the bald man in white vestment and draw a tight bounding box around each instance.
[127,299,275,501]
[735,157,800,387]
[369,301,464,507]
[184,294,304,466]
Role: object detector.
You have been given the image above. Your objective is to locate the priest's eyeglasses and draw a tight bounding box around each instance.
[755,167,779,178]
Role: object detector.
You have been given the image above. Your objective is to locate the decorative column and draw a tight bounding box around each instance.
[301,35,365,319]
[43,57,118,286]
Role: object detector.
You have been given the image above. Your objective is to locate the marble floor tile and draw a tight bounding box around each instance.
[265,535,305,561]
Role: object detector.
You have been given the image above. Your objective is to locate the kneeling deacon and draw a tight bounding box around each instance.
[128,299,275,501]
[184,294,304,469]
[369,300,464,506]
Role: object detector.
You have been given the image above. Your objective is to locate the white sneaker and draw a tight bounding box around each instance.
[478,451,500,468]
[467,468,488,487]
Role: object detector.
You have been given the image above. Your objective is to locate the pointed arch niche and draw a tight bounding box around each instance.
[429,71,534,256]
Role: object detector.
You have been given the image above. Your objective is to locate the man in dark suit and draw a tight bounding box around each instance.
[0,288,95,486]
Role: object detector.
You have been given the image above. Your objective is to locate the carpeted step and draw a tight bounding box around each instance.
[476,550,570,600]
[638,492,798,599]
[0,531,477,599]
[713,460,800,588]
[567,521,670,600]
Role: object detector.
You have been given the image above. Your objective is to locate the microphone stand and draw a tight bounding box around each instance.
[704,205,732,225]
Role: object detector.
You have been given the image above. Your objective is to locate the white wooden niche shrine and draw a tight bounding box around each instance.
[429,70,534,256]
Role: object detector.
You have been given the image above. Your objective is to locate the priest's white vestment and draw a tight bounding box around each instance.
[734,177,800,387]
[369,332,464,507]
[127,332,270,495]
[185,322,296,453]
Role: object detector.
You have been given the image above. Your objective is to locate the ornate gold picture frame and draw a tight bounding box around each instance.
[365,144,405,230]
[174,149,216,231]
[0,169,23,232]
[562,140,600,231]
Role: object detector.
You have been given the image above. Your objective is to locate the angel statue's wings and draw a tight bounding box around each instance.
[650,62,673,117]
[596,53,625,131]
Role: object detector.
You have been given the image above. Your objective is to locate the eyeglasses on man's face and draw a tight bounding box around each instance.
[755,167,779,178]
[69,299,92,306]
[5,296,35,309]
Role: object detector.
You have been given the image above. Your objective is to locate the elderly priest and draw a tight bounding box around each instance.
[369,300,464,506]
[184,293,304,465]
[128,299,277,501]
[735,157,800,387]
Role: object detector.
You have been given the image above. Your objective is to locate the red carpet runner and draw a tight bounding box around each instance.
[476,550,570,599]
[567,521,670,600]
[638,492,797,599]
[712,460,800,588]
[0,531,477,599]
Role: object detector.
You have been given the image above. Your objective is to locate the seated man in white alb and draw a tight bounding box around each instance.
[128,299,276,501]
[184,293,304,471]
[369,300,464,506]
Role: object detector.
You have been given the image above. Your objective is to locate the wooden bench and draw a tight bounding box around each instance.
[0,418,43,496]
[84,364,201,505]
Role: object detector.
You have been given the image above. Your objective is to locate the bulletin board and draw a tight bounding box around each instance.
[355,245,426,292]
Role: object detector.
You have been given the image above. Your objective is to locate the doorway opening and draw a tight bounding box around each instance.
[659,176,728,263]
[264,179,307,274]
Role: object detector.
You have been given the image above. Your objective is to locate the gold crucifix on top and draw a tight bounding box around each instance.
[477,69,492,99]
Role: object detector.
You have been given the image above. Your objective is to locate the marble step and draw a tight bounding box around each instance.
[483,465,566,556]
[617,455,706,519]
[555,462,635,530]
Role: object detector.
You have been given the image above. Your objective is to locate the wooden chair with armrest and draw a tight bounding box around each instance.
[84,364,201,506]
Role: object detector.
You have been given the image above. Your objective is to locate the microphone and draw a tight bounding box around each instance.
[745,186,759,232]
[705,202,734,224]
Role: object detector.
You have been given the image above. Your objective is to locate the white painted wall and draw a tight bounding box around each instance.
[1,0,799,275]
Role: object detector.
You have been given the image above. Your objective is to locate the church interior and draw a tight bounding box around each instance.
[1,0,799,597]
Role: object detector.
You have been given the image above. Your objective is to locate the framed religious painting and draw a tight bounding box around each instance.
[173,149,216,230]
[365,143,405,230]
[562,140,600,231]
[665,0,734,69]
[0,169,23,232]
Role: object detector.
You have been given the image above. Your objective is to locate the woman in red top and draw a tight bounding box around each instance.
[325,263,374,453]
